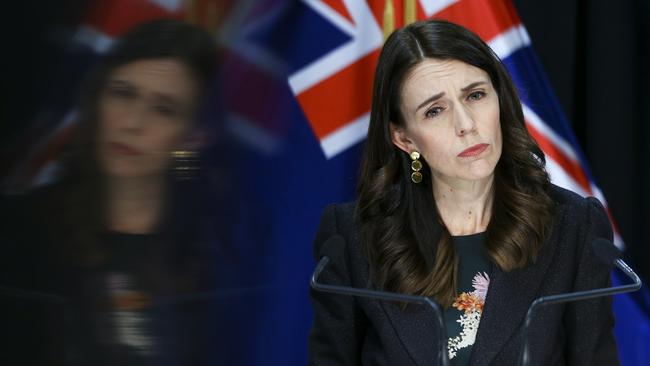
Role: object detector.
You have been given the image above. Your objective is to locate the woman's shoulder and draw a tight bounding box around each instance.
[318,200,357,229]
[549,184,607,214]
[549,184,589,205]
[320,201,357,221]
[313,201,360,256]
[547,184,613,244]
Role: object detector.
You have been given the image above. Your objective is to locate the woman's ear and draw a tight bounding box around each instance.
[390,122,416,154]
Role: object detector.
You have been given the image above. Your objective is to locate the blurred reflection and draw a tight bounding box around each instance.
[1,19,236,365]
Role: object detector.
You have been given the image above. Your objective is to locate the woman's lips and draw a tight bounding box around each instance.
[108,142,141,156]
[458,143,489,158]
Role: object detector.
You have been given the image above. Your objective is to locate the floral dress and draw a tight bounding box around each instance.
[444,232,491,365]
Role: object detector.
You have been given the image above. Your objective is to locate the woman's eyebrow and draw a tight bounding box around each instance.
[106,79,132,87]
[461,80,488,92]
[415,80,489,111]
[416,92,444,111]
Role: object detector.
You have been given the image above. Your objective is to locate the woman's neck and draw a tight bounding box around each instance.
[106,176,166,234]
[432,175,494,236]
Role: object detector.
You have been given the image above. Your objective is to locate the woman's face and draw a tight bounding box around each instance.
[391,58,502,186]
[98,58,199,179]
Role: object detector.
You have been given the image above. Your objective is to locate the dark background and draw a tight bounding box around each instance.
[513,0,650,283]
[2,1,649,283]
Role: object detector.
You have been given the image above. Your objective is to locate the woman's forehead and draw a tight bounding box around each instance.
[400,59,492,108]
[403,59,490,89]
[107,59,199,102]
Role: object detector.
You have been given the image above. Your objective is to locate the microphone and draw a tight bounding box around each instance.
[518,238,642,366]
[310,235,450,366]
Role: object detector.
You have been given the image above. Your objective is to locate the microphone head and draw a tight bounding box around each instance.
[591,238,621,267]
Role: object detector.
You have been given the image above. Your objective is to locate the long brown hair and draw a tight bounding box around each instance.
[357,20,555,307]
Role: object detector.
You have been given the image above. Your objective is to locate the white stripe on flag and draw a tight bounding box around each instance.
[320,112,369,159]
[150,0,184,12]
[74,25,114,53]
[545,157,590,197]
[522,104,581,163]
[488,24,531,61]
[289,1,383,95]
[587,184,624,249]
[303,0,356,36]
[419,0,458,16]
[547,150,624,249]
[227,113,282,155]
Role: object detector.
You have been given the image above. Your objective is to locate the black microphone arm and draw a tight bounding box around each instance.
[311,255,450,366]
[518,239,643,366]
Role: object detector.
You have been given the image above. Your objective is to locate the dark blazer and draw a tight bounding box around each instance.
[308,185,618,365]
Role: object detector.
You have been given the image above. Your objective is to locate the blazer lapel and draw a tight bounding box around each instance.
[376,229,560,366]
[379,254,557,366]
[347,220,440,365]
[381,300,442,366]
[348,204,563,365]
[348,223,443,365]
[469,227,561,366]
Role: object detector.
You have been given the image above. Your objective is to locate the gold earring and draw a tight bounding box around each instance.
[410,151,422,183]
[171,150,199,180]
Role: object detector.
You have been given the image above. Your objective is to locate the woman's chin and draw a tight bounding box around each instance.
[462,161,497,181]
[103,165,160,180]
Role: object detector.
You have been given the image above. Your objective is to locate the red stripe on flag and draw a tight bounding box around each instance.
[22,123,78,185]
[605,208,622,240]
[84,0,183,38]
[322,0,355,25]
[369,0,522,43]
[525,120,593,195]
[296,49,380,139]
[433,0,521,43]
[296,0,523,142]
[223,51,290,133]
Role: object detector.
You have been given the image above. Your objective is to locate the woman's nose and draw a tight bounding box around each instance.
[454,105,476,136]
[121,104,146,132]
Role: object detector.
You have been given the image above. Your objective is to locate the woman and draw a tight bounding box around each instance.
[1,19,235,365]
[308,20,617,365]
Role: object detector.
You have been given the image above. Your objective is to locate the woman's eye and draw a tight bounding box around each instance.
[106,87,135,99]
[468,91,486,101]
[424,106,444,118]
[153,105,178,117]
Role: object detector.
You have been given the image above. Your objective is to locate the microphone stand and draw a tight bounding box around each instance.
[311,256,450,366]
[518,259,642,366]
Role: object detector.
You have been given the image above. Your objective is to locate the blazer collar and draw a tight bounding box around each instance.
[381,300,441,365]
[469,230,558,365]
[355,233,441,364]
[378,228,560,366]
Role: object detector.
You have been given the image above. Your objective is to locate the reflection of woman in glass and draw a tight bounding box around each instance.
[2,19,225,365]
[309,20,617,365]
